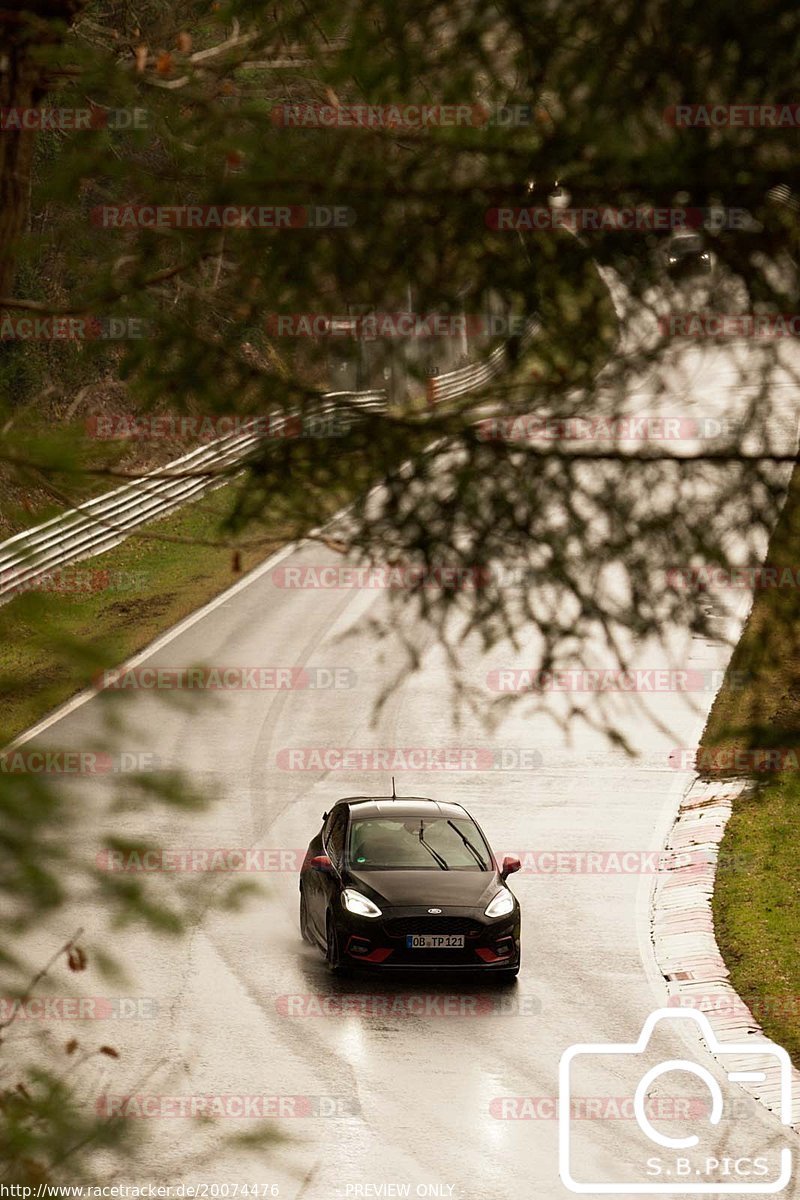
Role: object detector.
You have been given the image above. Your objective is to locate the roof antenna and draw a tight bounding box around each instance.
[391,776,397,799]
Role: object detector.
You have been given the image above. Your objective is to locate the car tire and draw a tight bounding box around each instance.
[325,913,347,973]
[299,886,312,944]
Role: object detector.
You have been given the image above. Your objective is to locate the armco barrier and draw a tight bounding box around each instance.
[0,315,539,604]
[425,318,540,407]
[0,393,384,605]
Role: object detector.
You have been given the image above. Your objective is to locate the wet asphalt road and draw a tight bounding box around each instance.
[14,333,800,1198]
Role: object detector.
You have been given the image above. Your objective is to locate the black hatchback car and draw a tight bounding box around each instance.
[662,230,712,278]
[299,795,521,977]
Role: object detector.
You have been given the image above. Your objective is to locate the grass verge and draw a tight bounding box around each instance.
[700,462,800,1065]
[0,479,294,744]
[711,776,800,1066]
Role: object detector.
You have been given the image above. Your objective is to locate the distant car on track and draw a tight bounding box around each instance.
[299,794,521,978]
[662,230,712,278]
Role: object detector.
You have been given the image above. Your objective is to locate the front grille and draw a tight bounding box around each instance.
[383,916,482,939]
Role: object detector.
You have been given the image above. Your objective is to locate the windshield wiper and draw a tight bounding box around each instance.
[447,820,487,869]
[418,822,449,870]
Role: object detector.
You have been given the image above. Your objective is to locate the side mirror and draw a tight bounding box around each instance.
[500,855,521,880]
[321,811,329,822]
[310,854,334,874]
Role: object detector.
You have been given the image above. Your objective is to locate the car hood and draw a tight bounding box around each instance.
[346,869,501,908]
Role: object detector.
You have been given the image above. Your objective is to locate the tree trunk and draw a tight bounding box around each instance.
[0,3,85,298]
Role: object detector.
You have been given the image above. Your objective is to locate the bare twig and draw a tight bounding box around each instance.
[0,929,85,1037]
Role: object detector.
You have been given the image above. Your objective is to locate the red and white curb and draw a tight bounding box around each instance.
[651,775,800,1133]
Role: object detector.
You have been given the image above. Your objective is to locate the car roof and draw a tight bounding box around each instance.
[332,796,472,820]
[669,230,703,243]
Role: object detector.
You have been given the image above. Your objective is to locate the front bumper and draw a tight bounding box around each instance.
[337,906,521,970]
[667,256,712,278]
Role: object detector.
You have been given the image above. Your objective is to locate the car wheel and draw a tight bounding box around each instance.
[325,913,346,973]
[299,886,311,944]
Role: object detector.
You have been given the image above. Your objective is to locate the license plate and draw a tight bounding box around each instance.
[406,934,465,949]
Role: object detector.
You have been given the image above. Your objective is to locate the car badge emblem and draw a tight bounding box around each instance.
[428,907,442,914]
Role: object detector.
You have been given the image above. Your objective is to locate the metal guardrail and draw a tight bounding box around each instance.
[767,184,799,213]
[0,392,385,604]
[0,315,540,603]
[425,318,540,407]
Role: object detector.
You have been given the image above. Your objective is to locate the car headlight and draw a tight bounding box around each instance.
[342,888,382,918]
[485,889,515,918]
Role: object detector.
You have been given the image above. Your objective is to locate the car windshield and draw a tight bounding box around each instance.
[348,816,491,871]
[671,234,703,253]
